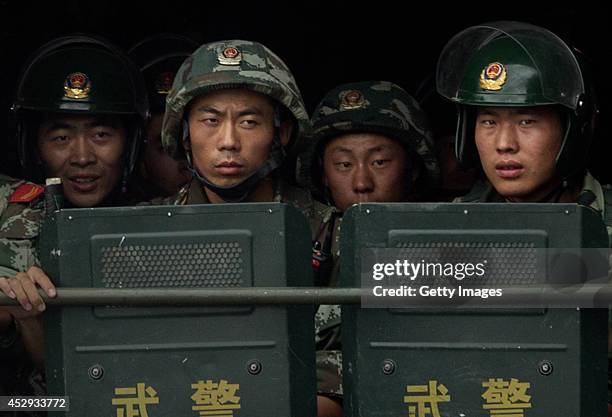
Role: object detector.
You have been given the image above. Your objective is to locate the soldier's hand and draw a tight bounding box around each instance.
[0,266,56,318]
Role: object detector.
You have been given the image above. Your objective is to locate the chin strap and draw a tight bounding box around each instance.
[186,108,285,203]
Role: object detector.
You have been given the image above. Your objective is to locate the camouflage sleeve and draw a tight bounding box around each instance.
[0,185,43,275]
[315,304,343,397]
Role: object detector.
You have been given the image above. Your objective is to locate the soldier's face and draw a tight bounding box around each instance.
[187,89,290,190]
[475,106,563,202]
[322,133,407,211]
[37,114,127,207]
[143,113,191,196]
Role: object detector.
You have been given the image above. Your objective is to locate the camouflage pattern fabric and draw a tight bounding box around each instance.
[297,80,439,197]
[313,202,343,397]
[154,177,315,220]
[454,172,611,238]
[162,40,310,160]
[0,175,42,276]
[454,172,606,212]
[315,303,342,397]
[0,174,44,416]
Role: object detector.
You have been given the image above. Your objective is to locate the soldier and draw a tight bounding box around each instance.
[297,81,439,417]
[128,34,197,199]
[158,38,342,414]
[157,39,312,210]
[12,34,149,208]
[0,34,149,375]
[436,21,612,415]
[436,22,604,211]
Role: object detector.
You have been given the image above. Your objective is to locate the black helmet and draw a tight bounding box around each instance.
[128,33,198,114]
[12,34,149,181]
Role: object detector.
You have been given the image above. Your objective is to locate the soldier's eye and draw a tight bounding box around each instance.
[372,159,389,167]
[94,131,111,139]
[519,119,535,126]
[334,162,352,170]
[240,119,258,128]
[51,135,69,142]
[479,119,495,126]
[202,118,218,125]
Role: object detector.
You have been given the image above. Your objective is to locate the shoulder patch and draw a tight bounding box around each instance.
[9,183,44,203]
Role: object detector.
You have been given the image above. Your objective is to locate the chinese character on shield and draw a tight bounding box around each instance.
[111,382,159,417]
[482,377,532,417]
[191,379,241,416]
[404,380,451,417]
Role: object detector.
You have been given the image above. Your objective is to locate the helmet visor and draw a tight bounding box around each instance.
[436,21,584,109]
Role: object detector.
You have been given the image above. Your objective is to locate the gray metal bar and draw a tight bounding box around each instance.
[0,287,363,306]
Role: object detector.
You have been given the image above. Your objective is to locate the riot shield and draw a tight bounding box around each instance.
[39,203,315,417]
[341,203,608,417]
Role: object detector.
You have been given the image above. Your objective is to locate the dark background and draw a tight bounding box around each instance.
[1,1,610,182]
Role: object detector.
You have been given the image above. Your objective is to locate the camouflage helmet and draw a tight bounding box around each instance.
[297,81,439,199]
[436,21,598,179]
[12,34,149,180]
[162,39,309,160]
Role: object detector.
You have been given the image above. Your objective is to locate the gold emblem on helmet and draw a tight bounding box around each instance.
[340,90,365,110]
[218,46,242,65]
[480,62,507,91]
[64,72,92,99]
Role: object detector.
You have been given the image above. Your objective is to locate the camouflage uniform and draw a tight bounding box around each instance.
[298,81,440,398]
[0,175,44,414]
[455,173,612,234]
[158,39,328,394]
[157,177,316,221]
[0,175,42,276]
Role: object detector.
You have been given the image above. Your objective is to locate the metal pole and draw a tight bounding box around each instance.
[0,287,363,306]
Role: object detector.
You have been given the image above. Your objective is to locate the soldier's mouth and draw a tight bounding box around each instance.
[495,161,524,179]
[67,176,100,192]
[215,162,244,176]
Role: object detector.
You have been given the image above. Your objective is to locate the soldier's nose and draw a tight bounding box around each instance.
[70,137,96,166]
[353,166,374,193]
[496,125,519,153]
[217,123,241,152]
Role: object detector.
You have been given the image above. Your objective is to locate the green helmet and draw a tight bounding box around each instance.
[297,81,439,199]
[12,34,149,180]
[436,21,598,179]
[161,39,309,201]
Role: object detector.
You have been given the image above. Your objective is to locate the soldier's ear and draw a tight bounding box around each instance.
[279,120,294,147]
